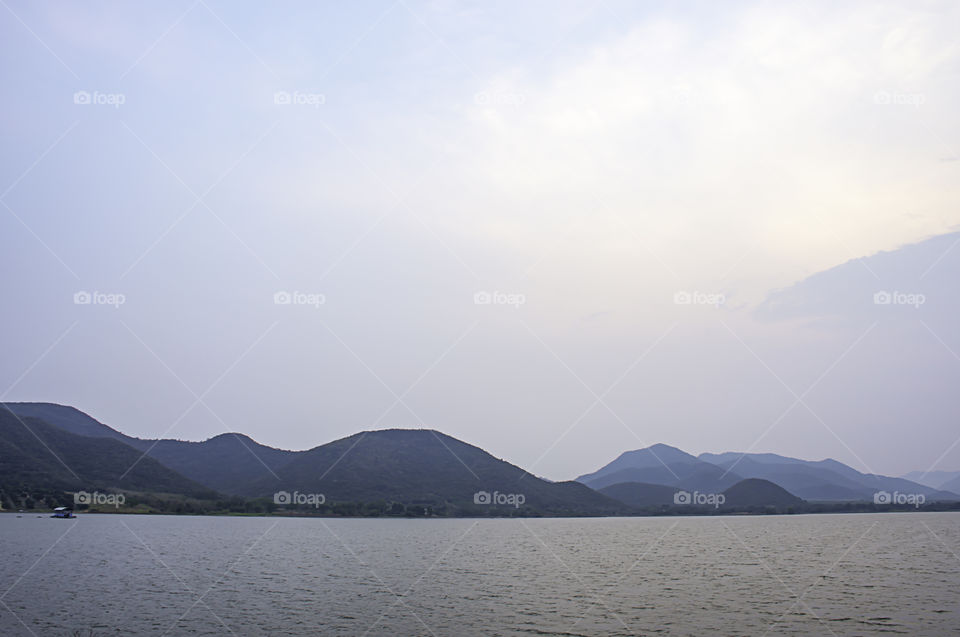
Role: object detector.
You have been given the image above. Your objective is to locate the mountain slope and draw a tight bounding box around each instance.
[0,408,213,504]
[2,402,297,495]
[576,443,700,485]
[722,478,803,507]
[700,451,960,501]
[137,434,296,495]
[902,470,960,490]
[941,474,960,494]
[3,402,133,442]
[582,462,744,492]
[241,429,628,515]
[598,482,678,507]
[577,444,743,492]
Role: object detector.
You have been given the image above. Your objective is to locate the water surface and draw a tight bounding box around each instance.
[1,512,958,635]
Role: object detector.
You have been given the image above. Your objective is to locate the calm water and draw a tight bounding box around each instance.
[0,512,958,636]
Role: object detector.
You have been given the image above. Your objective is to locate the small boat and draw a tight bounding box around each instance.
[51,507,76,519]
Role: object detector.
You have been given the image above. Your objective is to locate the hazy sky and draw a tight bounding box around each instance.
[2,0,958,480]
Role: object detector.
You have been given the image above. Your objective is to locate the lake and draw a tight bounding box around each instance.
[1,512,958,635]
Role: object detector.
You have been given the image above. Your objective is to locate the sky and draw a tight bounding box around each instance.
[1,0,959,481]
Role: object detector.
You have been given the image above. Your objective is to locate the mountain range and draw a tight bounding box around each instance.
[2,402,958,516]
[576,445,960,503]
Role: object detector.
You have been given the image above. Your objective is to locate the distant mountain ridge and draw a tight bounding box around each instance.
[0,407,213,499]
[4,402,958,515]
[0,403,626,516]
[579,444,960,503]
[3,403,298,495]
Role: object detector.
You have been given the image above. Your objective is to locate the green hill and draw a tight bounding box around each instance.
[722,478,803,507]
[242,428,628,516]
[0,408,214,509]
[2,402,297,495]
